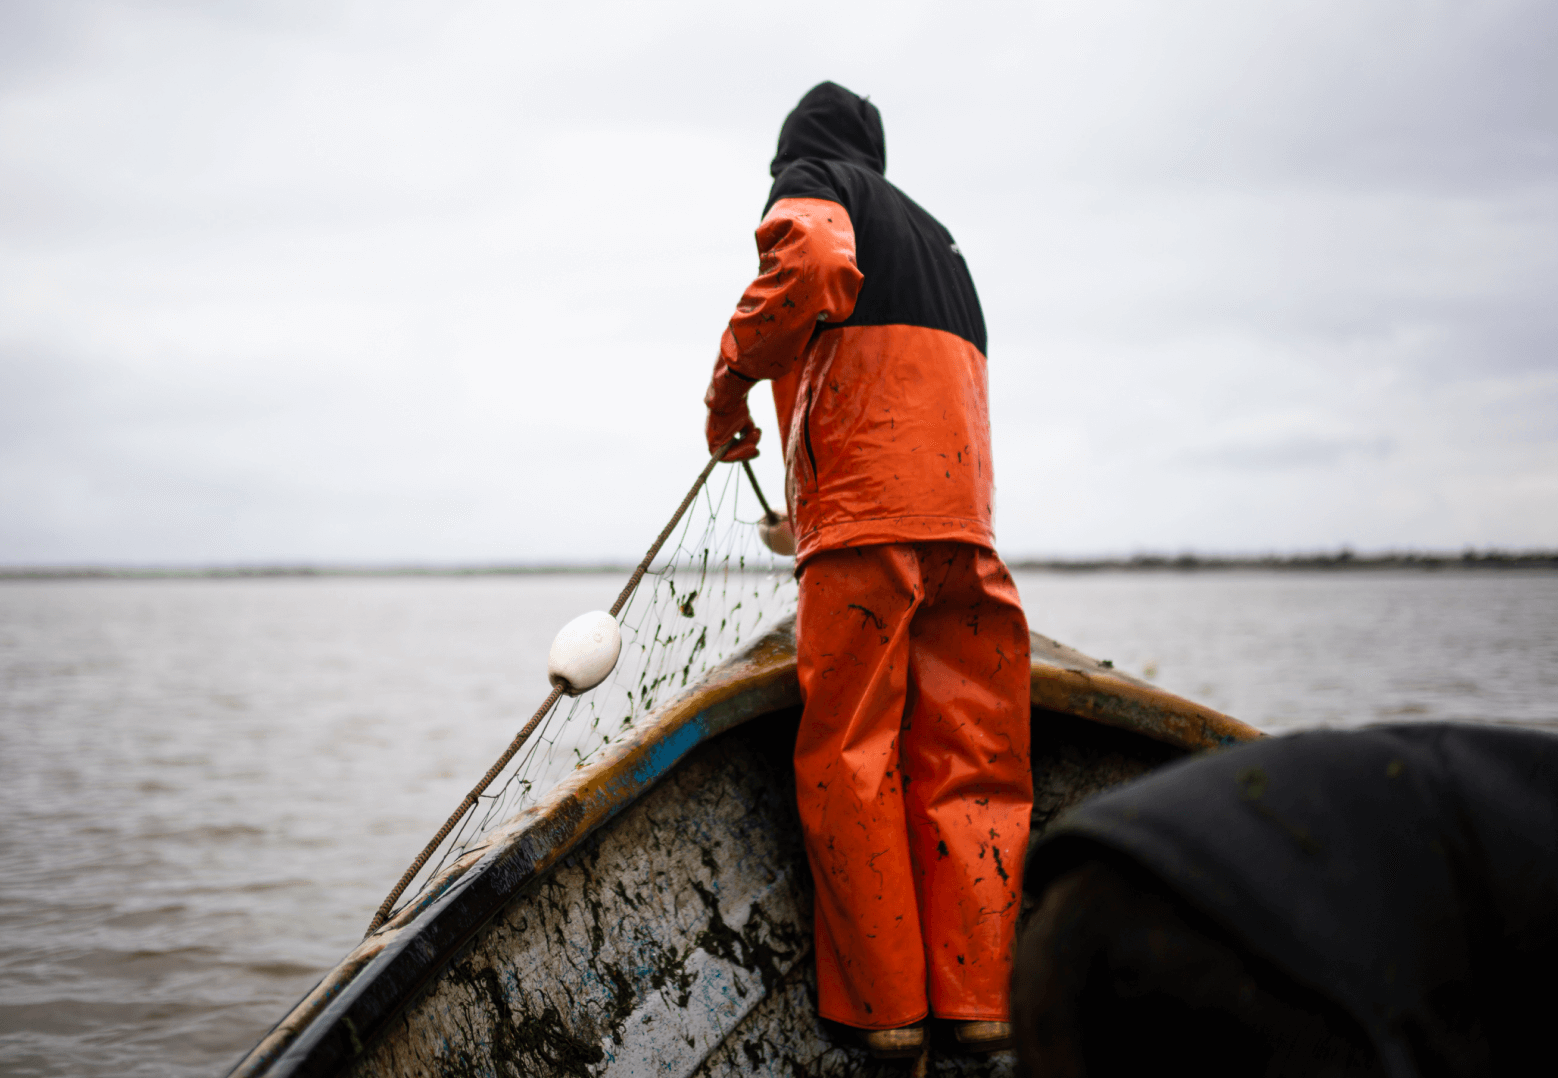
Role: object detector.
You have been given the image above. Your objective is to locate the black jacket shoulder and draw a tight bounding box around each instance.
[766,159,986,355]
[1026,723,1558,1076]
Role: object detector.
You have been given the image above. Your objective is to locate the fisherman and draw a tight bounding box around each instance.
[702,82,1032,1058]
[1014,722,1558,1077]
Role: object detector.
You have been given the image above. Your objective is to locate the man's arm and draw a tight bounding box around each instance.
[705,197,863,461]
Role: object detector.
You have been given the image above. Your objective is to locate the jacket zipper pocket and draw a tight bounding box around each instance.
[801,383,819,487]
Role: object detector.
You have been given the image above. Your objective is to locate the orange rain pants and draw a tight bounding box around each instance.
[795,541,1033,1029]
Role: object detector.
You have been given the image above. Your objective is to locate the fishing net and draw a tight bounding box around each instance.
[392,461,796,917]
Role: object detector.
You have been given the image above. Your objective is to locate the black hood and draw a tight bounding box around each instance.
[770,81,886,178]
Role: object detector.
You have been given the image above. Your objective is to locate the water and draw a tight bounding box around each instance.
[1011,569,1558,732]
[0,570,1553,1077]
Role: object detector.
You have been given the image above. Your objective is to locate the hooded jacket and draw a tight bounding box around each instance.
[1024,723,1558,1077]
[706,82,994,564]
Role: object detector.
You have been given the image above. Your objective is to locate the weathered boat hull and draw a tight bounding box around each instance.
[232,617,1258,1078]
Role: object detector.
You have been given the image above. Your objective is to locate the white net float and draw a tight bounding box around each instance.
[758,514,796,557]
[547,610,622,696]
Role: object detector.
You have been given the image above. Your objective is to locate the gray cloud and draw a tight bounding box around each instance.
[1,0,1553,563]
[1183,435,1395,472]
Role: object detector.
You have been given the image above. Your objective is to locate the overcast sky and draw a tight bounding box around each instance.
[2,0,1554,565]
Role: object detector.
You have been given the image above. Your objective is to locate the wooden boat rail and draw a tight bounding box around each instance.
[229,615,1259,1078]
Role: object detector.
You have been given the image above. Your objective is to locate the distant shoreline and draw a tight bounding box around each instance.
[1007,550,1558,572]
[3,549,1556,579]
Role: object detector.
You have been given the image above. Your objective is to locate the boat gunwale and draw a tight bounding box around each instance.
[228,616,1259,1078]
[228,620,804,1078]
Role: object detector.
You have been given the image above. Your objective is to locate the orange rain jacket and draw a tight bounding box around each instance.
[705,83,995,565]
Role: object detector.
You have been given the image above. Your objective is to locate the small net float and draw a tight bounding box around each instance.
[758,513,796,557]
[547,610,622,696]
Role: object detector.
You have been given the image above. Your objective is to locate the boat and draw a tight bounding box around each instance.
[230,615,1260,1077]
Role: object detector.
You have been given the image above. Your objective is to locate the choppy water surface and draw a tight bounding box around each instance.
[0,571,1553,1076]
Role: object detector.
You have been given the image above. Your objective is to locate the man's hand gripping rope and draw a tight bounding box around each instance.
[705,355,762,462]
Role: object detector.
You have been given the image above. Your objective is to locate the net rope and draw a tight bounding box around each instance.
[375,460,796,930]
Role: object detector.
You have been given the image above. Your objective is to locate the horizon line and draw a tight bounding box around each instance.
[3,547,1556,579]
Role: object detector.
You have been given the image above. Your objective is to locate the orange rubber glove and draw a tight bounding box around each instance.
[704,355,761,461]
